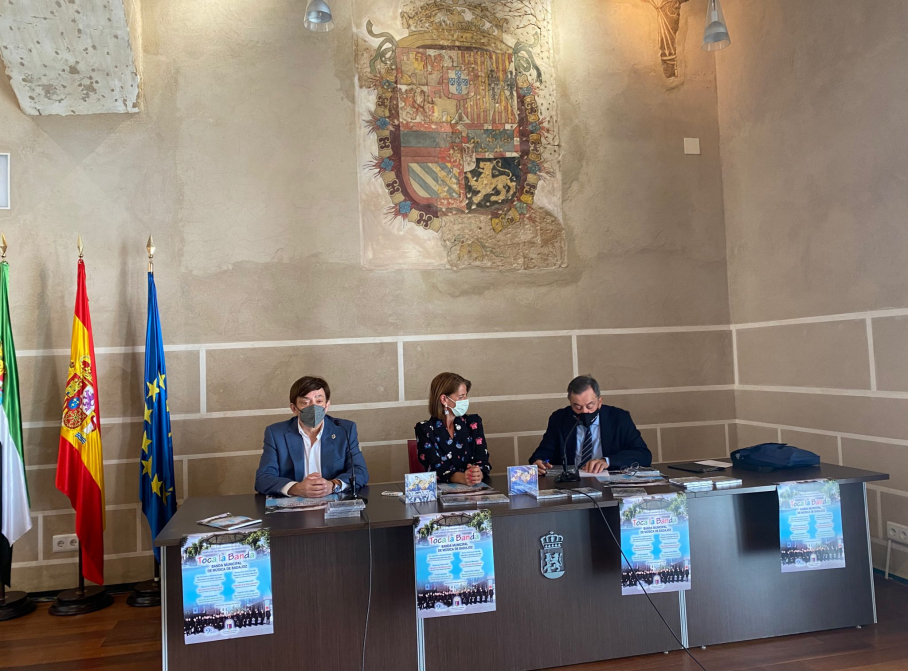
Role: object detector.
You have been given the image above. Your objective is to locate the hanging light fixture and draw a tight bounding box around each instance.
[304,0,334,33]
[702,0,730,51]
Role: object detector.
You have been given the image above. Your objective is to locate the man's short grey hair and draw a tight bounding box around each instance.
[567,375,600,398]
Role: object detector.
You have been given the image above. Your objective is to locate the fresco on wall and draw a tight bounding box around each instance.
[354,0,565,270]
[646,0,689,79]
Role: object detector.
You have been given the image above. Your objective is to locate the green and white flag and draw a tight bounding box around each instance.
[0,261,30,587]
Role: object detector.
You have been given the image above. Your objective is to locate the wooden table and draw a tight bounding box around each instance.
[155,463,887,671]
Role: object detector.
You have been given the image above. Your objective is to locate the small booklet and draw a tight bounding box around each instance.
[325,499,367,518]
[405,472,438,503]
[440,493,509,506]
[197,513,262,530]
[610,487,648,498]
[265,497,331,513]
[531,489,571,500]
[507,465,539,495]
[568,487,603,500]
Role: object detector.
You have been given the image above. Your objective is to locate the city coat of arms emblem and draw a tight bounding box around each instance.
[540,531,564,579]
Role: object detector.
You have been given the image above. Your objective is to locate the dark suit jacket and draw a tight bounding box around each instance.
[254,416,369,496]
[528,404,651,470]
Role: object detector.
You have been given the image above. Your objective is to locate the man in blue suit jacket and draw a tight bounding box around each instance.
[529,375,651,475]
[255,376,369,497]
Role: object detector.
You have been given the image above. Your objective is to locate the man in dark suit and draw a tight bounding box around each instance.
[529,375,651,475]
[254,376,369,497]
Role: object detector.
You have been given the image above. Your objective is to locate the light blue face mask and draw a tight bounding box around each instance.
[449,399,469,417]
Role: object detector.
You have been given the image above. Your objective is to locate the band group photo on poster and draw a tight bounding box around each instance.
[414,510,496,618]
[180,529,274,644]
[778,480,846,573]
[619,492,692,596]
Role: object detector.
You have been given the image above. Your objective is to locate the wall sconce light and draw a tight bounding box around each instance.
[304,0,334,33]
[702,0,731,51]
[0,154,9,209]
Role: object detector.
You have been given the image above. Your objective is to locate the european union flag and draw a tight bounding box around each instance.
[139,271,176,562]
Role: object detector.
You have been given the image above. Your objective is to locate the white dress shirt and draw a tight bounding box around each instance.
[280,421,346,495]
[575,415,609,468]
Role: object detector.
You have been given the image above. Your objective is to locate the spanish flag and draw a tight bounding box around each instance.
[55,259,105,585]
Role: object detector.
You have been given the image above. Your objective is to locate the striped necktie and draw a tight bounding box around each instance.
[580,424,594,467]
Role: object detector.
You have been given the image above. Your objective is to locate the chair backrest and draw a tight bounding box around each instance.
[407,439,421,474]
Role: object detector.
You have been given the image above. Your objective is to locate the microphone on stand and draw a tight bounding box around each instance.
[333,418,358,499]
[557,416,582,483]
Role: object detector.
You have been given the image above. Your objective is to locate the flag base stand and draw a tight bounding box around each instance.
[49,585,113,616]
[49,550,113,616]
[0,588,36,621]
[126,578,160,608]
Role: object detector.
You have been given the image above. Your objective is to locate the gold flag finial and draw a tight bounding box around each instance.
[147,235,155,272]
[77,234,84,259]
[1,232,7,261]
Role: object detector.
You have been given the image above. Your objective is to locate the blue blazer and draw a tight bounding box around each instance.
[254,416,369,496]
[528,404,652,470]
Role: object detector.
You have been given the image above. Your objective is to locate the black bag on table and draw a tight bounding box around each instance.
[730,442,820,472]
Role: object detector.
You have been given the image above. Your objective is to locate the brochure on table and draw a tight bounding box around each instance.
[405,472,438,503]
[507,465,538,495]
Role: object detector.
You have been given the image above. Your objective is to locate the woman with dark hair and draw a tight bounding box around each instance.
[414,372,491,485]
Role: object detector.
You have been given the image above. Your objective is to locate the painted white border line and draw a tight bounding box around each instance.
[16,324,733,357]
[736,419,908,448]
[736,384,908,400]
[21,385,735,429]
[733,307,908,330]
[11,550,151,569]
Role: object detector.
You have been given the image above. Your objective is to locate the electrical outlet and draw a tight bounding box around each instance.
[886,521,908,545]
[52,534,79,553]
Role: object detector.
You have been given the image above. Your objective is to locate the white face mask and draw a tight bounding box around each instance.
[448,399,469,417]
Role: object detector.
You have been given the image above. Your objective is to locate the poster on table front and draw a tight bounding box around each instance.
[619,492,691,596]
[778,479,846,573]
[180,529,274,644]
[414,510,496,619]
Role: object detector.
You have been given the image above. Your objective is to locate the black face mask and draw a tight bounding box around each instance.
[575,410,598,427]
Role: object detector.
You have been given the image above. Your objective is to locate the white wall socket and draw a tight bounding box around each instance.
[886,521,908,545]
[52,534,79,553]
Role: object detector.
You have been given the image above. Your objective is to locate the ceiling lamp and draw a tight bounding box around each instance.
[304,0,334,33]
[702,0,731,51]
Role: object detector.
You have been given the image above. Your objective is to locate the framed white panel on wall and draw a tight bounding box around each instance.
[0,153,9,209]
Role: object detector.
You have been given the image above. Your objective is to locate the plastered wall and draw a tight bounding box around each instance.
[718,0,908,578]
[0,0,734,591]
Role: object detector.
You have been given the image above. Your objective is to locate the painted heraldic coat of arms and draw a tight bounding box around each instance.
[355,0,564,270]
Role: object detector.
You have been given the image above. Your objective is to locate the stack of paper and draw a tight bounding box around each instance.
[568,487,603,500]
[611,487,648,498]
[530,489,570,500]
[440,493,509,506]
[265,497,330,513]
[669,477,714,492]
[325,499,367,518]
[704,475,743,489]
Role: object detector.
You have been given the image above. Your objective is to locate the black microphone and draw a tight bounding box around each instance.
[557,416,582,483]
[333,418,358,499]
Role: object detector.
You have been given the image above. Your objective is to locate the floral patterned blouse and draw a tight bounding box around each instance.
[414,414,491,483]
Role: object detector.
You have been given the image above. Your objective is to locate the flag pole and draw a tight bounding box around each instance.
[128,235,161,608]
[0,235,36,621]
[49,237,112,616]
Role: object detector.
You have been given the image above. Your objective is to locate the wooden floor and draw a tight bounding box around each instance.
[0,577,906,670]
